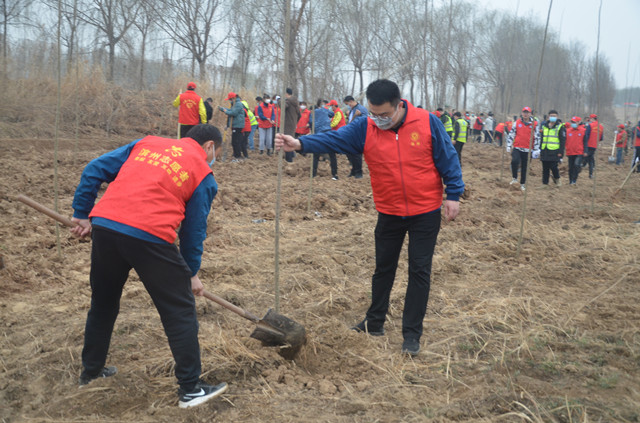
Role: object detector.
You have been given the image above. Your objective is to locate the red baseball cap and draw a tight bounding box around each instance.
[187,82,196,89]
[571,116,581,122]
[224,92,237,101]
[522,106,532,112]
[618,124,625,129]
[327,99,338,106]
[589,113,597,119]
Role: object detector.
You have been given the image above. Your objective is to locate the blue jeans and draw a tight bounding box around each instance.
[616,147,624,165]
[248,124,258,150]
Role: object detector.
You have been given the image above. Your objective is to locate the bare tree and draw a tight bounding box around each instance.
[131,0,156,88]
[1,0,35,76]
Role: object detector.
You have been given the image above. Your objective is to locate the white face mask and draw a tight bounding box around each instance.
[370,105,400,130]
[265,99,271,104]
[300,105,306,110]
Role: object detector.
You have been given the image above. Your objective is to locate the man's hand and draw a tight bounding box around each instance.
[275,133,301,152]
[443,200,459,222]
[70,218,91,238]
[191,275,204,296]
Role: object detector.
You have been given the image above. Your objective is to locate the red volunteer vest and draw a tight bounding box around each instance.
[332,108,346,130]
[513,118,538,149]
[257,103,274,128]
[364,101,443,216]
[296,109,311,135]
[473,117,483,130]
[178,90,203,125]
[565,126,586,155]
[495,122,505,134]
[89,136,213,243]
[587,121,603,148]
[636,128,640,147]
[616,131,627,148]
[274,106,281,128]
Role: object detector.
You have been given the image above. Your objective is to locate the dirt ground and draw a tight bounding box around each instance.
[1,135,639,422]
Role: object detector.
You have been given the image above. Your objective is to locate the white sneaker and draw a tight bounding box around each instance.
[520,184,526,191]
[510,178,518,185]
[179,381,228,409]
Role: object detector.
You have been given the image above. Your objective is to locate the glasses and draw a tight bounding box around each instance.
[368,106,398,119]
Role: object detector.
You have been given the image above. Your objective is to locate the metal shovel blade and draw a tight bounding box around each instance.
[250,308,307,359]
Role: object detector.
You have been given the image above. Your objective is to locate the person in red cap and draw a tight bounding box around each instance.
[219,92,247,162]
[582,113,604,178]
[173,82,207,138]
[328,100,346,131]
[615,124,628,165]
[565,116,587,185]
[506,107,539,191]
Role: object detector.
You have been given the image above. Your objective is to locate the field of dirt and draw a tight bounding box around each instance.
[1,134,639,422]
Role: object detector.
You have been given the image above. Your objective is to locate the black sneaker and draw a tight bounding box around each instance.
[401,338,420,356]
[78,366,117,386]
[178,381,228,409]
[351,320,384,336]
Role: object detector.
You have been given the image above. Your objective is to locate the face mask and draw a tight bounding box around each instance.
[571,123,578,129]
[549,116,557,123]
[300,105,306,110]
[209,156,216,166]
[370,106,399,130]
[265,99,271,104]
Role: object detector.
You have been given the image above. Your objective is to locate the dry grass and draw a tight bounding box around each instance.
[0,130,639,421]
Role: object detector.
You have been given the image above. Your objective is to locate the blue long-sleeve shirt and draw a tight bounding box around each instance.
[298,103,464,203]
[310,107,334,133]
[72,139,217,276]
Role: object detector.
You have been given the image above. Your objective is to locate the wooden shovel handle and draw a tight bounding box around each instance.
[15,195,77,228]
[202,290,262,323]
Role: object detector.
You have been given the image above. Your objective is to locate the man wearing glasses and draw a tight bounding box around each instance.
[275,79,464,356]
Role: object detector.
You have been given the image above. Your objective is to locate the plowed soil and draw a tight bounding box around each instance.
[1,136,639,422]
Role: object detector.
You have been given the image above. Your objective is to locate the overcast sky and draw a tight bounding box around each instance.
[474,0,640,89]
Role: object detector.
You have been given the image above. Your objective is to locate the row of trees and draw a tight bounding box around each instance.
[1,0,617,122]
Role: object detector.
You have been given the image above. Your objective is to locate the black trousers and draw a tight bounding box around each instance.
[312,152,337,177]
[541,160,560,184]
[567,155,583,183]
[633,147,640,171]
[511,149,529,184]
[179,124,196,138]
[82,227,201,391]
[583,147,596,176]
[231,128,244,158]
[453,141,464,165]
[347,153,363,177]
[365,210,441,341]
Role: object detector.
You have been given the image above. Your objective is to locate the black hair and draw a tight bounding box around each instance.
[436,107,443,112]
[366,79,401,106]
[185,124,222,147]
[263,94,270,99]
[343,95,355,103]
[205,97,213,102]
[316,98,324,108]
[255,96,263,102]
[548,109,558,115]
[454,112,462,117]
[286,87,293,95]
[300,101,307,105]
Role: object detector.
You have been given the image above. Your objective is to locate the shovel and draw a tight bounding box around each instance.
[608,132,617,164]
[202,291,306,359]
[15,194,307,359]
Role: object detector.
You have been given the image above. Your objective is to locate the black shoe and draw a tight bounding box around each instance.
[331,175,339,180]
[79,366,117,386]
[178,380,228,409]
[352,320,384,336]
[401,338,420,356]
[354,174,363,179]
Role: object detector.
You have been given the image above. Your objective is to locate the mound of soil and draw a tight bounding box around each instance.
[1,137,639,422]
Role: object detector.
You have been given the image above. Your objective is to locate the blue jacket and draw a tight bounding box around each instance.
[221,99,246,129]
[72,139,217,275]
[348,103,369,123]
[299,102,464,203]
[310,107,334,133]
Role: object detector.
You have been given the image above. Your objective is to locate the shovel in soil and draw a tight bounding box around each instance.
[14,195,307,359]
[202,291,306,359]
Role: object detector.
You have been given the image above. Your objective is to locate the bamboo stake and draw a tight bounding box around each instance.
[274,0,292,313]
[306,5,315,214]
[516,0,553,258]
[590,0,603,214]
[53,0,63,258]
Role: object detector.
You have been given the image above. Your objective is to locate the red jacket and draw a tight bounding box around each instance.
[616,130,627,148]
[257,103,274,128]
[565,126,586,155]
[505,121,513,133]
[587,121,604,148]
[89,136,212,243]
[177,91,204,125]
[513,118,537,149]
[363,102,443,216]
[296,109,311,135]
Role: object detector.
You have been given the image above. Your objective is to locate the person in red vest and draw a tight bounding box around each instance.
[494,121,505,147]
[633,120,640,172]
[328,99,346,130]
[172,82,207,138]
[70,125,228,409]
[295,101,311,137]
[274,79,464,356]
[582,113,604,178]
[256,94,276,155]
[506,107,539,191]
[472,113,484,142]
[615,124,628,165]
[565,116,588,185]
[271,95,282,156]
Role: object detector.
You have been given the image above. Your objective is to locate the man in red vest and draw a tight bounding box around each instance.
[295,101,311,137]
[70,125,227,409]
[582,113,604,178]
[506,107,539,191]
[172,82,207,138]
[565,116,588,185]
[275,79,464,357]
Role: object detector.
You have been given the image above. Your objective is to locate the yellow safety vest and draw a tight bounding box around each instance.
[241,101,258,126]
[455,118,468,143]
[542,124,562,150]
[443,114,453,133]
